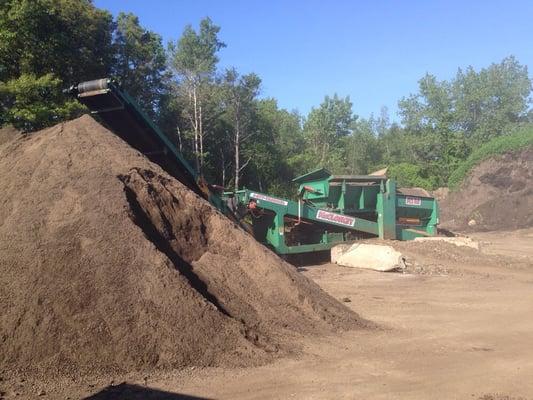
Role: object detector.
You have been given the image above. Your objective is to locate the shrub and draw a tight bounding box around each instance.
[387,162,438,190]
[0,73,85,132]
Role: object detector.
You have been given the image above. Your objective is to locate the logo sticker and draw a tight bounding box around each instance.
[250,192,288,206]
[316,210,356,227]
[405,196,422,206]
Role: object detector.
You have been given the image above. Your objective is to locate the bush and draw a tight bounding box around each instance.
[0,73,85,132]
[387,162,438,190]
[448,125,533,190]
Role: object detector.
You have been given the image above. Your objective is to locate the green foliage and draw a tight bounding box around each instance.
[167,17,226,173]
[0,0,114,83]
[0,1,171,131]
[168,17,226,80]
[448,125,533,190]
[222,69,261,113]
[304,94,354,167]
[387,163,439,190]
[220,68,261,191]
[344,118,380,174]
[399,57,531,143]
[249,99,303,196]
[0,73,84,131]
[453,57,531,143]
[0,0,114,131]
[113,12,170,119]
[397,56,531,186]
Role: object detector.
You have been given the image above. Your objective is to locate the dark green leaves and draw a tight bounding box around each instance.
[0,73,84,131]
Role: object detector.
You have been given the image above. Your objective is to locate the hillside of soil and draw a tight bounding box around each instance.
[439,148,533,232]
[0,115,363,379]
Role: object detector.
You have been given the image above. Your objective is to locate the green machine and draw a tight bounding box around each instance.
[226,168,438,255]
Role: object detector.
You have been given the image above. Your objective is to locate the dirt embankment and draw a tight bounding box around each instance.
[439,148,533,232]
[0,115,364,379]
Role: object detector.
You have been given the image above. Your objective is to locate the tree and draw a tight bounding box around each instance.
[387,162,438,189]
[452,56,531,143]
[398,75,461,181]
[303,94,354,169]
[168,17,226,173]
[0,73,84,131]
[221,68,261,191]
[242,99,302,195]
[377,123,410,165]
[345,118,380,174]
[398,56,532,184]
[204,114,233,187]
[256,99,303,157]
[0,0,114,83]
[369,106,390,138]
[0,0,114,131]
[113,12,170,120]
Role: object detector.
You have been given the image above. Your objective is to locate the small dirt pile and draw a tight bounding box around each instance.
[439,148,533,232]
[0,115,363,378]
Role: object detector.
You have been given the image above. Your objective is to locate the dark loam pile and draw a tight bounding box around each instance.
[439,148,533,232]
[0,115,364,379]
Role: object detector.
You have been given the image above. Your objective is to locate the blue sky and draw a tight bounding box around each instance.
[94,0,533,121]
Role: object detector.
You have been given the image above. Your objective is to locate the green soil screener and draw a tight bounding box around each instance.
[71,78,439,257]
[225,169,438,255]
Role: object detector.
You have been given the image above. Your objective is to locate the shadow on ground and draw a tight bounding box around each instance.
[285,249,331,267]
[83,383,214,400]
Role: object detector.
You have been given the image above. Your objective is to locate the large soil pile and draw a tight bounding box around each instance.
[0,115,363,378]
[439,148,533,232]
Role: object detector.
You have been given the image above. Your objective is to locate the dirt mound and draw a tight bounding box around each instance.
[0,115,363,379]
[439,148,533,232]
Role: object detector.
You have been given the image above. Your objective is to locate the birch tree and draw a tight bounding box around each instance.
[222,68,261,191]
[168,17,225,173]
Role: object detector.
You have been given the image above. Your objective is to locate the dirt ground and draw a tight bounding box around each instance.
[4,228,530,399]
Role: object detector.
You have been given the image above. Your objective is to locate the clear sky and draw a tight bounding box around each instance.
[94,0,533,121]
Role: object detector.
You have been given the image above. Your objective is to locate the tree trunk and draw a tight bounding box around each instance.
[320,142,328,165]
[221,149,226,187]
[176,124,183,152]
[234,119,240,192]
[192,85,200,173]
[199,103,204,172]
